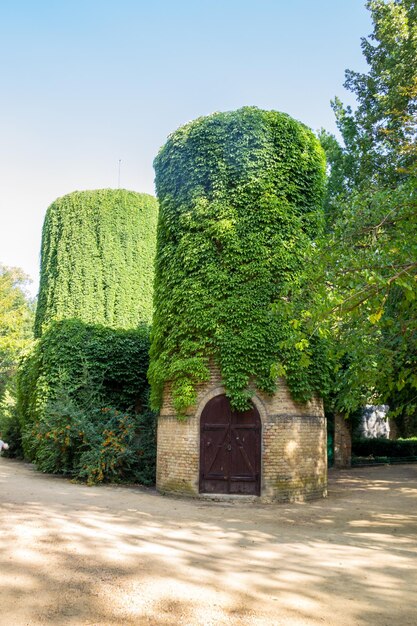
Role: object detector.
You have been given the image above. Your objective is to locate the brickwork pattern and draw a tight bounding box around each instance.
[261,415,327,502]
[157,367,327,502]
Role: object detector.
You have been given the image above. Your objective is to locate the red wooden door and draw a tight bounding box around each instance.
[199,395,261,495]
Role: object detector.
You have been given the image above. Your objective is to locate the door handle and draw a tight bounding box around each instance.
[227,444,232,451]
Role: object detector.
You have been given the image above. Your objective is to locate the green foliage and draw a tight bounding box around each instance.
[17,189,158,483]
[309,1,417,425]
[317,129,352,228]
[334,0,417,188]
[0,264,34,399]
[35,189,158,337]
[353,436,417,459]
[26,387,155,485]
[17,319,152,462]
[0,264,34,455]
[75,405,155,485]
[304,180,417,416]
[150,107,328,415]
[0,386,24,458]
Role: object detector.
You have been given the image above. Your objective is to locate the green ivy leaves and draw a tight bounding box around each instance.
[150,107,328,415]
[35,189,158,337]
[17,319,152,461]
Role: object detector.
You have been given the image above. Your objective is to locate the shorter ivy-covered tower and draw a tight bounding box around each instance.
[35,189,158,336]
[150,107,329,502]
[18,189,158,471]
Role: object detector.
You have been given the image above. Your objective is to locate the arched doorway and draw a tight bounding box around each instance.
[199,394,261,495]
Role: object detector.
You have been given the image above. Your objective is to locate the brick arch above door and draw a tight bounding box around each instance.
[195,386,268,428]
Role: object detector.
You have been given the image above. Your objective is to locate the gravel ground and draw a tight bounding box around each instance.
[0,458,416,626]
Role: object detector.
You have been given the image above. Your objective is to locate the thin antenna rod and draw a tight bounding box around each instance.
[118,159,122,188]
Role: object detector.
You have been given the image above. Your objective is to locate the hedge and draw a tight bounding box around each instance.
[149,106,329,415]
[353,437,417,459]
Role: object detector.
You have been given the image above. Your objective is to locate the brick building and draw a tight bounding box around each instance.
[157,365,327,502]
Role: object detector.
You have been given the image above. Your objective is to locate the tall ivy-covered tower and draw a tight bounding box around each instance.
[35,189,158,336]
[151,107,329,502]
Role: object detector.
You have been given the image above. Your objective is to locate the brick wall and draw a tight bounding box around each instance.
[261,414,327,502]
[156,415,200,495]
[157,367,327,502]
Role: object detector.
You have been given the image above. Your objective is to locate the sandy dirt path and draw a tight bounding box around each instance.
[0,458,416,626]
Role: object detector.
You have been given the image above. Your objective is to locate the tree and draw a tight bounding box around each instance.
[0,264,34,454]
[0,264,34,400]
[333,0,417,187]
[313,0,417,431]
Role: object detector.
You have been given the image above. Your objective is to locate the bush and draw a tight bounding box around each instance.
[76,406,155,486]
[16,319,155,479]
[26,388,155,485]
[353,437,417,459]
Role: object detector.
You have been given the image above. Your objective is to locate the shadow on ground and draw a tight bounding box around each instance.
[0,460,416,625]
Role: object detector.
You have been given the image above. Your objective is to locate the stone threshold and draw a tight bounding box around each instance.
[199,493,260,503]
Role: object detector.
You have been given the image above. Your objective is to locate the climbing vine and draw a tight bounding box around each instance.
[35,189,158,336]
[18,188,158,481]
[149,107,331,416]
[16,319,155,482]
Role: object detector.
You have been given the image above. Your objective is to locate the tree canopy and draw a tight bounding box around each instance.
[0,265,34,400]
[313,0,417,432]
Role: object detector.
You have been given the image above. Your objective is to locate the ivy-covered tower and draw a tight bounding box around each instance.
[18,189,158,464]
[151,107,328,502]
[35,189,158,336]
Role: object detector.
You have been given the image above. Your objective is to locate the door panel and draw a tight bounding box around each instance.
[200,395,261,495]
[230,426,261,494]
[199,395,231,493]
[201,425,229,493]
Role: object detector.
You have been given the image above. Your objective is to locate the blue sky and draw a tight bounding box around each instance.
[0,0,371,296]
